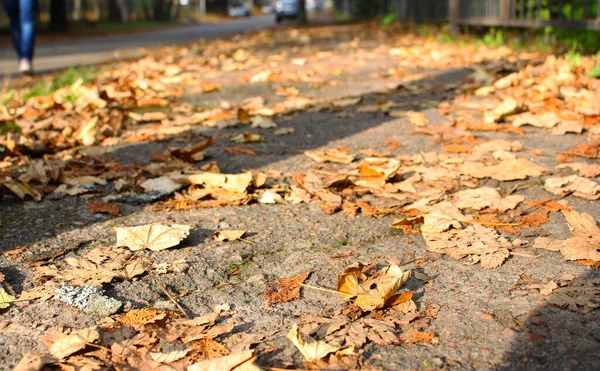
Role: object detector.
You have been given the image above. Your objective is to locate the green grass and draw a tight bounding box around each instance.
[21,66,99,102]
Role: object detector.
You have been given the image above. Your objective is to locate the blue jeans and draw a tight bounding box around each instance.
[2,0,36,60]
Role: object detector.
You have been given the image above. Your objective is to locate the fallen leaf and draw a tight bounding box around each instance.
[305,148,356,164]
[399,328,435,344]
[115,224,191,251]
[274,127,295,136]
[140,176,183,195]
[547,278,600,312]
[88,200,121,216]
[544,175,600,200]
[0,287,17,309]
[332,97,361,108]
[337,262,411,311]
[250,115,276,129]
[47,327,100,360]
[459,158,546,181]
[406,111,428,126]
[534,209,600,262]
[423,223,513,269]
[212,230,246,242]
[230,133,264,143]
[287,323,347,363]
[188,349,262,371]
[224,146,258,156]
[149,349,189,363]
[263,271,312,305]
[2,177,42,201]
[453,187,525,212]
[13,353,54,371]
[171,171,253,194]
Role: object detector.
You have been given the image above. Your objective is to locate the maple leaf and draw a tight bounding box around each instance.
[13,353,54,371]
[263,271,312,305]
[453,187,525,212]
[534,209,600,262]
[45,327,100,360]
[544,175,600,200]
[459,158,546,181]
[188,350,262,371]
[287,323,351,363]
[423,223,513,269]
[115,223,191,251]
[337,262,411,311]
[547,278,600,312]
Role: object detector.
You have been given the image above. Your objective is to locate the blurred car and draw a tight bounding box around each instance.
[275,0,298,23]
[228,2,251,17]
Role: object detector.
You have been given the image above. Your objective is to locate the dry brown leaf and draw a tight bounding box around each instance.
[287,323,350,363]
[230,132,264,143]
[556,163,600,178]
[262,271,312,305]
[406,111,429,127]
[2,177,42,201]
[212,230,246,242]
[13,353,54,371]
[47,327,100,360]
[88,200,121,216]
[423,223,513,269]
[332,97,361,108]
[534,210,600,262]
[171,171,253,194]
[547,278,600,312]
[305,148,356,164]
[224,146,258,156]
[453,187,525,211]
[114,223,191,251]
[140,176,183,195]
[188,350,262,371]
[544,175,600,200]
[337,263,411,311]
[250,115,276,129]
[459,158,546,181]
[512,112,560,128]
[149,349,189,363]
[399,329,435,344]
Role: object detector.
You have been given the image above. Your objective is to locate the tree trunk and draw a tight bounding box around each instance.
[73,0,82,21]
[298,0,307,24]
[118,0,129,22]
[153,0,172,21]
[109,0,121,22]
[50,0,68,32]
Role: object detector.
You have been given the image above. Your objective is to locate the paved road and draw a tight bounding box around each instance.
[0,15,275,76]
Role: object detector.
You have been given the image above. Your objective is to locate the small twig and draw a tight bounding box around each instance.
[476,222,522,227]
[510,252,539,259]
[85,342,113,353]
[298,282,382,298]
[158,283,188,318]
[238,237,254,245]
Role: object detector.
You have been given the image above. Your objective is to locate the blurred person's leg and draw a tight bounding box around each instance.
[18,0,36,73]
[2,0,23,59]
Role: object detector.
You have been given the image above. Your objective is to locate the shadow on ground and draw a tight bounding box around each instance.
[498,271,600,370]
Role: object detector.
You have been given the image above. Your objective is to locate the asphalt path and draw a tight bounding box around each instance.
[0,15,275,75]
